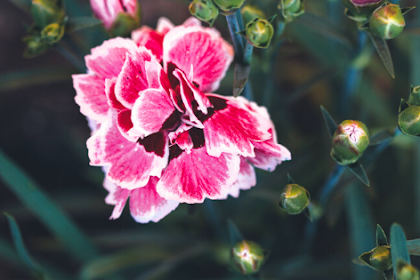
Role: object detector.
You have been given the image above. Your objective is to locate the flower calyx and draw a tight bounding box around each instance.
[213,0,246,15]
[278,0,305,23]
[368,3,406,40]
[230,240,267,275]
[342,0,383,22]
[359,245,392,272]
[397,261,420,280]
[241,5,266,25]
[398,86,420,137]
[189,0,219,26]
[279,183,310,215]
[238,17,274,49]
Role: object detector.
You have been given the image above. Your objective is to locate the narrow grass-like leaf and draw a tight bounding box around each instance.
[390,223,410,278]
[370,129,396,146]
[228,220,244,246]
[0,149,99,263]
[233,63,251,97]
[406,239,420,256]
[399,99,410,113]
[377,224,389,246]
[367,32,395,78]
[287,173,296,184]
[383,269,394,280]
[401,7,415,15]
[66,17,103,33]
[320,106,337,138]
[348,162,370,187]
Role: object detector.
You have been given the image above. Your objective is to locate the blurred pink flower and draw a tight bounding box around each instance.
[90,0,140,30]
[72,18,291,223]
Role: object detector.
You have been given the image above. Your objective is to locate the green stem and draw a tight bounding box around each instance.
[225,13,244,61]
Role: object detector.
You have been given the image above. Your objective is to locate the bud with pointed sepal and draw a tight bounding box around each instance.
[278,0,305,22]
[230,240,267,275]
[189,0,219,25]
[398,103,420,137]
[243,17,274,48]
[41,21,65,44]
[369,3,405,40]
[90,0,141,37]
[397,261,420,280]
[213,0,246,15]
[241,5,266,25]
[279,184,310,215]
[359,245,392,272]
[330,120,370,165]
[23,35,49,58]
[342,0,383,22]
[408,85,420,106]
[31,0,65,28]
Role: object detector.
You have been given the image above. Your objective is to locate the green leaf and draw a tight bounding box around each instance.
[347,162,370,187]
[320,106,337,138]
[66,17,103,33]
[0,149,99,264]
[367,31,395,78]
[6,0,31,14]
[401,7,415,15]
[406,239,420,256]
[390,223,410,278]
[370,129,397,146]
[4,213,42,272]
[399,99,410,113]
[377,224,389,246]
[287,173,296,184]
[233,63,251,97]
[227,220,244,246]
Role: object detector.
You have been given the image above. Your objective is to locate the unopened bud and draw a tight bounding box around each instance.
[279,184,310,215]
[331,120,370,165]
[398,105,420,136]
[23,35,49,58]
[31,0,65,28]
[398,263,420,280]
[342,0,383,21]
[408,86,420,106]
[41,22,65,44]
[369,246,392,271]
[278,0,305,22]
[230,240,266,275]
[245,18,274,48]
[213,0,246,15]
[189,0,219,25]
[369,3,405,40]
[241,5,266,25]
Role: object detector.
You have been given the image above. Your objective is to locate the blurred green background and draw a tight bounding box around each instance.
[1,0,420,279]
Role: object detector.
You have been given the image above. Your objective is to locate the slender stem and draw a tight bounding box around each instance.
[226,13,244,61]
[55,41,85,72]
[318,164,346,207]
[243,42,253,65]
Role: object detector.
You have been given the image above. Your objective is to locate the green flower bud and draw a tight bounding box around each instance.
[278,0,305,22]
[241,5,266,25]
[110,11,141,38]
[408,85,420,106]
[189,0,219,25]
[213,0,246,15]
[342,0,383,20]
[279,184,310,215]
[41,22,65,44]
[369,3,405,40]
[398,264,420,280]
[230,240,266,275]
[330,120,370,165]
[398,105,420,136]
[369,246,392,271]
[23,35,49,58]
[245,18,274,48]
[31,0,65,28]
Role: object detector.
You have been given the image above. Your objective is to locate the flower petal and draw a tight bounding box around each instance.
[103,178,130,219]
[156,146,240,203]
[202,95,272,158]
[163,25,233,92]
[168,123,193,153]
[87,111,169,190]
[115,48,156,108]
[248,135,291,171]
[73,74,108,123]
[90,0,123,29]
[129,177,179,223]
[219,158,256,199]
[86,37,139,79]
[131,26,164,60]
[156,17,174,34]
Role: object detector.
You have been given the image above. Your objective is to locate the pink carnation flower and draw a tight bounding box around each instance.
[72,17,291,223]
[90,0,140,30]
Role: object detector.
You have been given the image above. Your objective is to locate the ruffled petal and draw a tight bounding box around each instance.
[156,146,240,203]
[219,158,256,199]
[168,123,193,153]
[129,177,179,223]
[202,95,272,158]
[131,26,164,60]
[115,48,156,108]
[86,37,139,79]
[73,74,108,123]
[90,0,123,29]
[130,87,176,138]
[103,178,130,219]
[163,25,233,92]
[87,111,169,190]
[156,17,174,34]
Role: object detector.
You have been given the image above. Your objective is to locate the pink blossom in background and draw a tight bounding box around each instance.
[72,17,291,223]
[90,0,140,30]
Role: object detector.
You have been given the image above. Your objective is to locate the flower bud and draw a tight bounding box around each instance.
[398,264,420,280]
[330,120,370,165]
[31,0,65,28]
[369,3,405,40]
[241,5,266,25]
[213,0,246,15]
[398,105,420,136]
[90,0,141,37]
[230,240,266,275]
[23,35,49,58]
[278,0,305,22]
[245,18,274,48]
[279,184,310,215]
[408,85,420,107]
[369,246,392,271]
[189,0,219,25]
[41,22,65,44]
[342,0,383,21]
